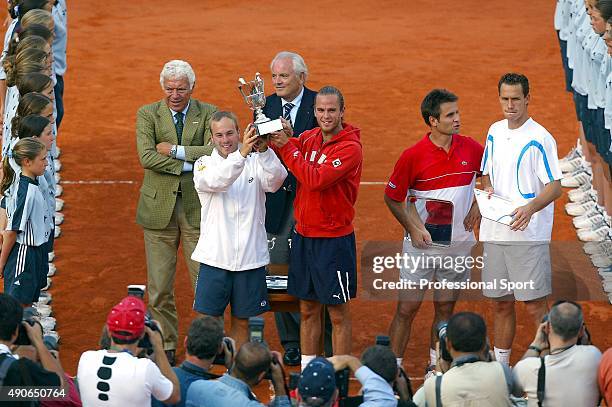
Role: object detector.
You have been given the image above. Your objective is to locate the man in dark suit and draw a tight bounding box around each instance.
[262,51,331,366]
[136,60,216,365]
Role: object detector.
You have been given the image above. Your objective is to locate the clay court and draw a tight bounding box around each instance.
[17,0,610,392]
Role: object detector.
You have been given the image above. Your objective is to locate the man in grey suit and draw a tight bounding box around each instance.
[263,51,331,365]
[136,60,217,364]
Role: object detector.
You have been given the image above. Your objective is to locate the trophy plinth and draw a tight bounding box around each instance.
[238,73,283,136]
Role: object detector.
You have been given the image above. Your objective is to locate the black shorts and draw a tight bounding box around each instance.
[4,243,46,305]
[193,264,270,318]
[288,232,357,305]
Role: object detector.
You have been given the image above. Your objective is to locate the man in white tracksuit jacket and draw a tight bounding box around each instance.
[191,111,287,346]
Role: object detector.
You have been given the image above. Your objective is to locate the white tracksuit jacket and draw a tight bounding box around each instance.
[191,147,288,271]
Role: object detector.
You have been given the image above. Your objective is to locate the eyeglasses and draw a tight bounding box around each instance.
[164,87,190,96]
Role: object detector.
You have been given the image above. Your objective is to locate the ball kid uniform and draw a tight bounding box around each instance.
[274,124,362,305]
[4,175,51,304]
[480,118,562,301]
[385,133,483,289]
[42,151,57,254]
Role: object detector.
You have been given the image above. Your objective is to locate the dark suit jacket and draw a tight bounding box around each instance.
[262,86,318,233]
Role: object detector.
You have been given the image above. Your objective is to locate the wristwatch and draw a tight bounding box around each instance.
[528,345,542,353]
[170,145,177,158]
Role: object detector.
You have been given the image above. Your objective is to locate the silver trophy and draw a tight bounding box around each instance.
[238,73,283,136]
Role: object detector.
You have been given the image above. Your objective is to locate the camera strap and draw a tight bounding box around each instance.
[179,363,221,380]
[536,357,545,407]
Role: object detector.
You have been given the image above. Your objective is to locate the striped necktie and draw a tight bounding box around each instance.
[283,102,294,121]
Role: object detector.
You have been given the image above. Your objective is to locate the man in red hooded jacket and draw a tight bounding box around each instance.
[270,86,362,370]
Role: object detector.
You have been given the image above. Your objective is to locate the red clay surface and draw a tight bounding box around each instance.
[4,0,610,396]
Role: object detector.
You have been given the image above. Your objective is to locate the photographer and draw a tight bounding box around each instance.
[416,312,512,406]
[153,316,235,407]
[186,341,290,406]
[328,348,399,406]
[0,293,66,407]
[512,300,602,406]
[77,296,180,406]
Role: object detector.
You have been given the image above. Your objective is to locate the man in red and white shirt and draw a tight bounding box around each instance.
[270,85,362,371]
[384,89,484,372]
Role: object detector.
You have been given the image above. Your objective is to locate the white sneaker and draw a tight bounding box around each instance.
[578,225,611,242]
[41,278,52,291]
[568,183,592,200]
[33,304,53,318]
[39,317,56,332]
[566,200,597,216]
[54,185,63,197]
[585,240,612,255]
[568,188,597,204]
[573,208,605,228]
[560,156,588,173]
[576,215,610,232]
[35,296,51,306]
[48,251,55,262]
[559,143,582,163]
[592,253,612,268]
[55,198,64,211]
[54,212,64,225]
[561,170,592,188]
[54,160,61,172]
[37,291,53,304]
[54,173,61,183]
[54,226,61,239]
[47,263,56,277]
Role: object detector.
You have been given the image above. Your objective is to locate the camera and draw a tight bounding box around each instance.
[436,321,453,362]
[375,335,390,347]
[248,316,265,343]
[213,337,234,366]
[14,307,41,346]
[126,284,160,351]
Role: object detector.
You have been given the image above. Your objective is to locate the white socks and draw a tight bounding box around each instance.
[430,348,437,367]
[301,354,316,371]
[494,347,511,366]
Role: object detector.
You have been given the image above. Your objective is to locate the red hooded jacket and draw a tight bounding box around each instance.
[277,123,362,238]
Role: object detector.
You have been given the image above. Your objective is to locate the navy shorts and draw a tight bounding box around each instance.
[557,35,573,92]
[193,264,270,318]
[572,91,589,124]
[288,232,357,305]
[4,243,46,304]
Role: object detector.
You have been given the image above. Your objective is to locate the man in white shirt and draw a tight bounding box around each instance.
[191,111,287,348]
[513,300,602,406]
[77,296,180,407]
[480,73,562,366]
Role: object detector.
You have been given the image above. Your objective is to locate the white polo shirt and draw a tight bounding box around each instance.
[480,118,562,242]
[605,62,612,130]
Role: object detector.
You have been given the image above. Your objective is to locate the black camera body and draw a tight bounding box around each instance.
[14,307,41,346]
[126,284,160,351]
[436,321,453,362]
[213,337,234,366]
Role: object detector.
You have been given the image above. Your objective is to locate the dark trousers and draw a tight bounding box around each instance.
[54,75,64,129]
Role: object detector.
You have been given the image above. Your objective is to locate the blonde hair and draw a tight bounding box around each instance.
[20,9,53,31]
[4,47,48,87]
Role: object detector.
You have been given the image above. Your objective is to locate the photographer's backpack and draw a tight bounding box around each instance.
[0,353,16,386]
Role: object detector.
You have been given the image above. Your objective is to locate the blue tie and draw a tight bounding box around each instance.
[283,103,294,121]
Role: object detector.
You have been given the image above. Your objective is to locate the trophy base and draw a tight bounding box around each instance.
[255,118,283,136]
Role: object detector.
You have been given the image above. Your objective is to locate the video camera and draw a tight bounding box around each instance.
[127,285,162,352]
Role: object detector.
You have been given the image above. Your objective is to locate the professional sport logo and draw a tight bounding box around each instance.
[332,158,342,168]
[388,181,396,189]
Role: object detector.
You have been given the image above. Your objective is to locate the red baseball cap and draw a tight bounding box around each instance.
[106,296,146,341]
